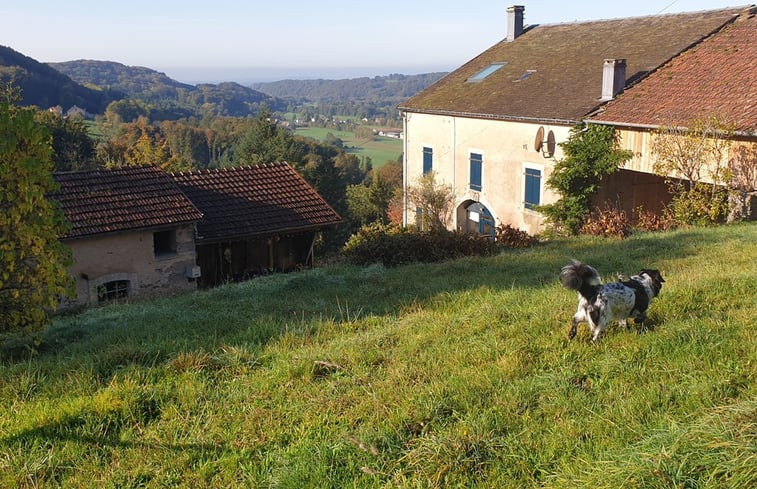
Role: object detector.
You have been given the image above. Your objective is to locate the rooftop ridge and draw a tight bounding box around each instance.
[532,5,748,28]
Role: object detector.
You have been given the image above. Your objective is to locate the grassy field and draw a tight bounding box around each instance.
[295,126,403,168]
[1,224,756,487]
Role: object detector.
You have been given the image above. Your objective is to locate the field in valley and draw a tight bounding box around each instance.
[1,224,755,487]
[295,126,403,168]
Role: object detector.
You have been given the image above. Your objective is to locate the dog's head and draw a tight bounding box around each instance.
[639,269,665,297]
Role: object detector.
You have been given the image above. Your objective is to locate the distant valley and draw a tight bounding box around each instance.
[1,45,446,120]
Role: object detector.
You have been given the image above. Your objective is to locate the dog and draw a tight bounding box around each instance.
[560,260,665,342]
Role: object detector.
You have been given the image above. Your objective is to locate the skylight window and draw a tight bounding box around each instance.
[515,70,537,82]
[468,62,507,82]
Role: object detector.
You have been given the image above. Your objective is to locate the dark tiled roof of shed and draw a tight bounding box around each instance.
[171,162,341,243]
[399,8,744,123]
[52,165,203,239]
[589,8,757,133]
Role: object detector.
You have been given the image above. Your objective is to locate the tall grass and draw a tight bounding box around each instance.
[1,224,755,487]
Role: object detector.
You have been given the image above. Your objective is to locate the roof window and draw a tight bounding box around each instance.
[515,70,537,82]
[468,62,507,82]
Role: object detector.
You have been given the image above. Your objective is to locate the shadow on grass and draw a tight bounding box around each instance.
[0,422,230,455]
[2,225,751,366]
[0,397,229,457]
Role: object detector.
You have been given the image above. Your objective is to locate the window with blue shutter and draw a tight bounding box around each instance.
[470,153,482,191]
[422,147,433,174]
[524,167,541,209]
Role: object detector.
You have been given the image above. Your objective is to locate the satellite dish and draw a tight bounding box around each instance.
[545,130,556,158]
[534,126,544,152]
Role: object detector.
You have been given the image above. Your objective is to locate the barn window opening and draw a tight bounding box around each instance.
[97,280,129,303]
[154,230,177,257]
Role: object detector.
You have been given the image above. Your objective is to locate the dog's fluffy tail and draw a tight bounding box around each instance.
[560,260,601,301]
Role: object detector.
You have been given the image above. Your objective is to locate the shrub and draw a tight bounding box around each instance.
[494,224,539,248]
[668,182,729,226]
[633,206,678,232]
[342,223,498,267]
[580,206,631,239]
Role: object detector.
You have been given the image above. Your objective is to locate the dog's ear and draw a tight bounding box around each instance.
[641,269,664,283]
[648,270,665,283]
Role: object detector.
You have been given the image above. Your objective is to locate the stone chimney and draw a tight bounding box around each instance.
[507,5,525,42]
[601,59,627,101]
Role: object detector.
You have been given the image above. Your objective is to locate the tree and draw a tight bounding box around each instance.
[346,174,394,226]
[34,110,98,171]
[727,142,757,222]
[651,116,735,224]
[406,171,455,231]
[235,106,302,166]
[0,96,73,335]
[539,124,632,234]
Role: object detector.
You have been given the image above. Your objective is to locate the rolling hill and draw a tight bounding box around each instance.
[50,59,285,117]
[0,45,116,113]
[251,72,448,103]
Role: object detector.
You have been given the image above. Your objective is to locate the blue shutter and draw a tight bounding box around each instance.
[422,147,433,174]
[524,168,541,209]
[470,153,482,191]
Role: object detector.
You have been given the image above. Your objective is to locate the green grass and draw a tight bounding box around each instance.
[295,126,402,167]
[1,224,756,487]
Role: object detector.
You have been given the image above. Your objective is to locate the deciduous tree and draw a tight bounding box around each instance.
[406,171,455,231]
[539,124,632,234]
[652,116,735,224]
[0,96,73,335]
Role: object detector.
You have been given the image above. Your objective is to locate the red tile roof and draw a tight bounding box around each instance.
[171,163,341,243]
[589,8,757,133]
[52,166,203,239]
[399,8,744,123]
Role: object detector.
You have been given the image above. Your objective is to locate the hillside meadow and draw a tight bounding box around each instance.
[1,224,755,487]
[295,126,403,168]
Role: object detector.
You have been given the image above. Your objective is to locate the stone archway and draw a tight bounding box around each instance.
[457,200,495,238]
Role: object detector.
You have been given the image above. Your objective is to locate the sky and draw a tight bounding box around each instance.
[2,0,749,84]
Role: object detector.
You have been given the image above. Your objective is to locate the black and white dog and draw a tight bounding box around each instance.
[560,260,665,342]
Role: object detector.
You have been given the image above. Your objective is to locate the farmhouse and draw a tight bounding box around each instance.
[52,165,203,307]
[399,5,750,235]
[587,7,757,220]
[53,163,341,305]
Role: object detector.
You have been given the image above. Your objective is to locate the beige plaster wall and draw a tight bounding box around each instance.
[403,112,571,235]
[63,224,197,307]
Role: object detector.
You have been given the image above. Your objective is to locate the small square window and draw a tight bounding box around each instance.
[154,230,177,257]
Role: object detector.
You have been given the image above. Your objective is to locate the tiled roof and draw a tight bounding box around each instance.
[399,8,744,123]
[171,163,341,243]
[589,8,757,133]
[52,166,203,239]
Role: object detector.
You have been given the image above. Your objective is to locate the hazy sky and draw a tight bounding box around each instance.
[2,0,748,83]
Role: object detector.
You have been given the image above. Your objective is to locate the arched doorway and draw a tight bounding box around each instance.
[459,201,495,238]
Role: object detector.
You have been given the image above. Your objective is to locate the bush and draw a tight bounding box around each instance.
[668,183,729,226]
[633,206,678,232]
[494,224,539,248]
[342,223,498,267]
[580,206,631,239]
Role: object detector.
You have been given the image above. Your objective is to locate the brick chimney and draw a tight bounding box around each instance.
[601,59,627,101]
[507,5,525,42]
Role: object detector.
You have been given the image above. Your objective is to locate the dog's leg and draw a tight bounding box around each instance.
[591,330,602,343]
[635,311,649,333]
[569,315,579,340]
[619,318,629,331]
